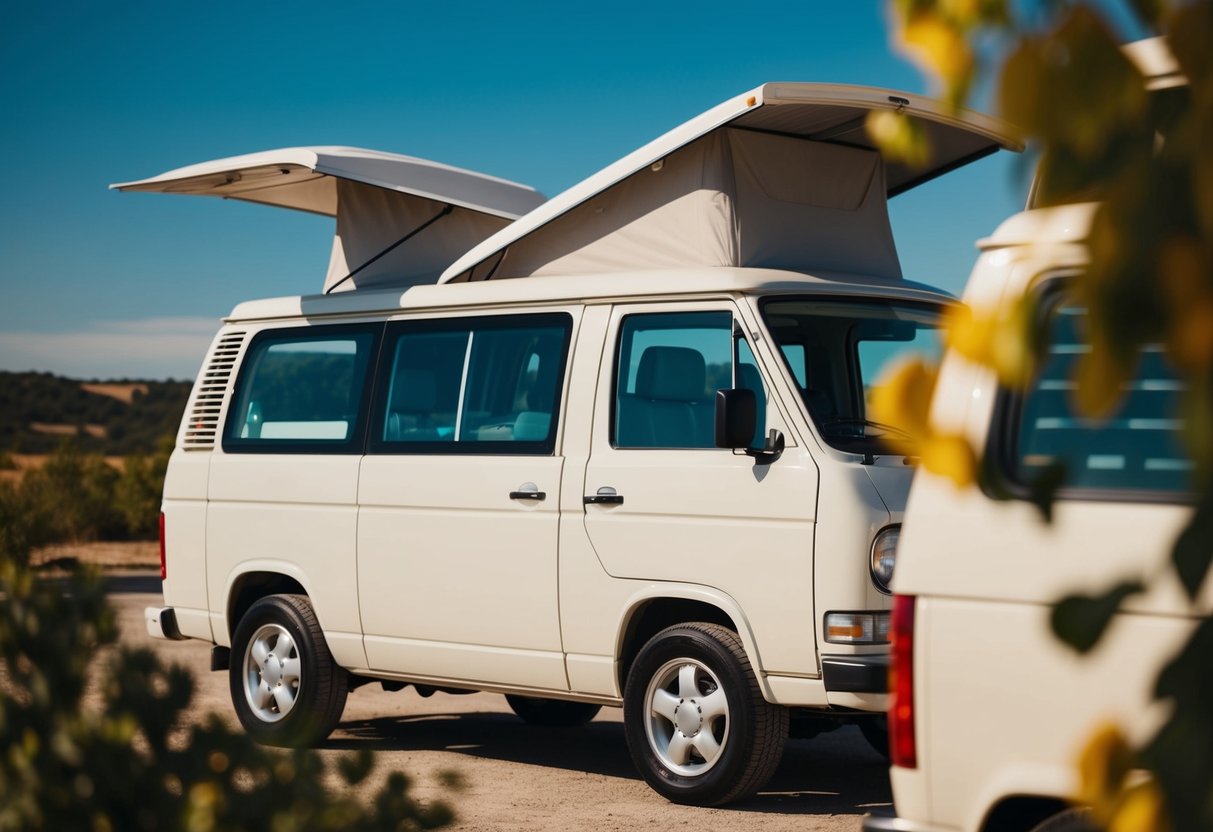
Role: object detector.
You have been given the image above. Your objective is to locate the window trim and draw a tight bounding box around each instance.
[989,273,1196,505]
[221,322,382,455]
[367,312,573,457]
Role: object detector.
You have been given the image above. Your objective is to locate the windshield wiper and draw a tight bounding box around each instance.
[817,417,913,440]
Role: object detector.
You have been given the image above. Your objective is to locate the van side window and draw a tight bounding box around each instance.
[224,326,378,453]
[614,311,766,449]
[371,313,572,454]
[1007,295,1190,495]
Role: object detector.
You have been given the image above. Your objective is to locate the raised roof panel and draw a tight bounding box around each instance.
[112,147,546,294]
[439,83,1021,285]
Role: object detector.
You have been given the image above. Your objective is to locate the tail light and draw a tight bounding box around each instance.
[889,594,917,768]
[158,512,167,581]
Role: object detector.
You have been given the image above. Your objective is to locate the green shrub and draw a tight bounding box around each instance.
[0,539,457,831]
[114,435,173,539]
[17,441,124,543]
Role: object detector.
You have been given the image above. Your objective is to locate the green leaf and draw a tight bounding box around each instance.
[1173,498,1213,601]
[1051,580,1145,653]
[1143,618,1213,829]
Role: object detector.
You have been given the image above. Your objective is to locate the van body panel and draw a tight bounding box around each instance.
[579,300,820,677]
[357,453,568,690]
[206,454,364,660]
[813,461,895,632]
[917,595,1193,831]
[161,450,213,640]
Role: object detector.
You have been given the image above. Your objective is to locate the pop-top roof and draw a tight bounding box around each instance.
[112,146,545,293]
[439,83,1022,285]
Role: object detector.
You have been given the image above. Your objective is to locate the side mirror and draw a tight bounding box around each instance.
[716,388,784,464]
[713,390,752,448]
[714,388,756,450]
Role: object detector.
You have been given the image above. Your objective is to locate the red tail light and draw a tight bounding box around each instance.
[158,512,167,581]
[889,594,917,768]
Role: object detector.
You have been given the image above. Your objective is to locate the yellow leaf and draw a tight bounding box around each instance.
[869,356,938,444]
[944,303,993,365]
[989,292,1038,390]
[866,110,930,169]
[1076,722,1135,822]
[1159,236,1213,373]
[1074,340,1131,419]
[1109,779,1169,832]
[896,12,974,102]
[920,433,978,487]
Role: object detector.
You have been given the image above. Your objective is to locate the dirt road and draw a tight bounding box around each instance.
[108,574,889,831]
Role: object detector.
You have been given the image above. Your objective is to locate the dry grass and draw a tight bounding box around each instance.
[30,540,160,570]
[81,382,149,404]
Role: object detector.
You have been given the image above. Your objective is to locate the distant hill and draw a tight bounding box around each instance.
[0,372,191,455]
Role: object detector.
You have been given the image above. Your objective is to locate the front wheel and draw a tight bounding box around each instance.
[229,594,348,747]
[623,623,787,806]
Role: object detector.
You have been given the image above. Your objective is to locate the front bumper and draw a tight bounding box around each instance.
[145,606,187,640]
[822,653,888,693]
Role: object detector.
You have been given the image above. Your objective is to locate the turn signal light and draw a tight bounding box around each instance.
[824,612,890,644]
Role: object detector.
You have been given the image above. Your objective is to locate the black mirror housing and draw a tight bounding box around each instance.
[715,388,757,449]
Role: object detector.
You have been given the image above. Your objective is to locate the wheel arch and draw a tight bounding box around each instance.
[225,567,309,641]
[615,586,772,701]
[980,796,1074,832]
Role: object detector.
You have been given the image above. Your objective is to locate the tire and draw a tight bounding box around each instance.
[1028,808,1099,832]
[857,715,890,761]
[505,695,602,727]
[623,622,788,806]
[229,594,348,747]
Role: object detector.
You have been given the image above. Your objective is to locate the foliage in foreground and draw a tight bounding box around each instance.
[0,543,457,831]
[872,2,1213,830]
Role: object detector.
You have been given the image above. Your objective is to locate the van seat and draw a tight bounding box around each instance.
[386,368,443,441]
[619,346,712,447]
[512,411,551,441]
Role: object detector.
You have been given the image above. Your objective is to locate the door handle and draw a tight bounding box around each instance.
[584,486,624,506]
[510,482,546,501]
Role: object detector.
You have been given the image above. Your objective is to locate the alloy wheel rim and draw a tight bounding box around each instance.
[643,657,730,777]
[242,623,302,723]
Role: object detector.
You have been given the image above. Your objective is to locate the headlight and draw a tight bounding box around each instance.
[870,525,899,593]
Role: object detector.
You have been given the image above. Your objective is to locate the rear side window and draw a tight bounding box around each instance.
[370,313,572,455]
[1004,290,1191,497]
[224,325,379,453]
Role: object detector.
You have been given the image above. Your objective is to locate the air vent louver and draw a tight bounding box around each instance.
[182,331,246,448]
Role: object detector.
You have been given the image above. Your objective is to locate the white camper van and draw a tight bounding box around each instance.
[136,86,1019,805]
[864,40,1211,832]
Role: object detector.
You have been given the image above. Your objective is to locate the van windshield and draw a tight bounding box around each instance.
[760,298,944,453]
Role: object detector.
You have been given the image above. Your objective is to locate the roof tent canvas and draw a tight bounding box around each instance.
[440,84,1021,284]
[112,147,546,293]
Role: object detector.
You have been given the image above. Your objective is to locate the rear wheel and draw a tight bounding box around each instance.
[505,695,601,726]
[229,594,348,747]
[623,622,787,806]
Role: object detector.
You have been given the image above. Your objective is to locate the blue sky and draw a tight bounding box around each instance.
[0,1,1032,380]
